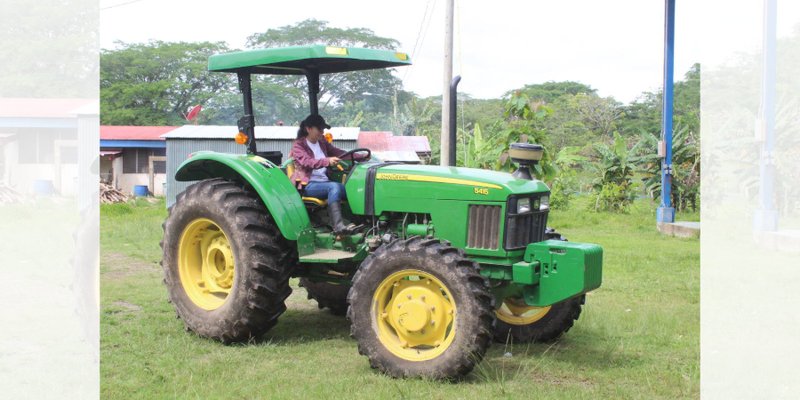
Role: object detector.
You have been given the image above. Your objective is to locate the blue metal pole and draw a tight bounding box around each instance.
[657,0,676,224]
[754,0,778,231]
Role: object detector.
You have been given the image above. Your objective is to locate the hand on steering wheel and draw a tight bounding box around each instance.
[331,148,371,172]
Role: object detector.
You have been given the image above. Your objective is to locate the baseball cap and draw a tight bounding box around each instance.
[303,114,331,130]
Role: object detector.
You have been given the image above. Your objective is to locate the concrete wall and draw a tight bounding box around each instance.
[2,140,79,195]
[116,172,166,196]
[99,155,164,196]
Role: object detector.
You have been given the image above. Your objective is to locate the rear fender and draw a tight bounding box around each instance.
[175,151,309,240]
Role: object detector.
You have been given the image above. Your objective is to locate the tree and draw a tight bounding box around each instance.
[619,64,701,138]
[100,41,233,125]
[567,93,623,138]
[0,0,97,97]
[457,92,554,177]
[507,81,596,104]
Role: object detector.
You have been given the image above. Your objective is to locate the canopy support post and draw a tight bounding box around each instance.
[237,72,256,155]
[306,71,320,116]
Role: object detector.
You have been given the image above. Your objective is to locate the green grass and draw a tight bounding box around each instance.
[101,197,699,399]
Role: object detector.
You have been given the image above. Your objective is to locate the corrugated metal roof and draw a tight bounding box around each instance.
[101,125,176,140]
[358,131,431,153]
[163,125,360,140]
[372,150,421,163]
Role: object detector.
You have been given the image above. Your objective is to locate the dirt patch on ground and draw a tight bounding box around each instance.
[101,252,160,280]
[110,300,142,312]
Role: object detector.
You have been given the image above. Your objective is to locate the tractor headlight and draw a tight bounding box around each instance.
[539,195,550,211]
[517,198,531,213]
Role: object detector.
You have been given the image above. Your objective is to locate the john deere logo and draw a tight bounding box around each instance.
[377,173,410,181]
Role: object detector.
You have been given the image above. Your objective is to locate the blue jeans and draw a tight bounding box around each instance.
[304,181,346,203]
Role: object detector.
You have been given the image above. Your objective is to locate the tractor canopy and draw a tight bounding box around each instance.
[208,45,411,75]
[208,45,411,155]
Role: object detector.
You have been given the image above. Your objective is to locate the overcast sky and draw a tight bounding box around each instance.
[100,0,800,104]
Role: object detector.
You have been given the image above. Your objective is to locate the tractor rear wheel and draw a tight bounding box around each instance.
[493,295,584,343]
[161,178,295,343]
[348,237,494,379]
[299,278,349,316]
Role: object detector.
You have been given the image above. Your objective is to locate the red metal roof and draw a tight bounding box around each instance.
[0,98,96,118]
[100,126,177,141]
[358,131,431,153]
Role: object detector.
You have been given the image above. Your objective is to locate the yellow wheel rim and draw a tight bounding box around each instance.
[372,269,456,361]
[495,298,551,325]
[178,218,235,310]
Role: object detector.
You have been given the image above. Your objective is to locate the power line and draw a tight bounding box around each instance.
[410,0,433,59]
[404,0,436,82]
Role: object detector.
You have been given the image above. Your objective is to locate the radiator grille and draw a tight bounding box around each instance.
[504,210,548,250]
[467,205,502,249]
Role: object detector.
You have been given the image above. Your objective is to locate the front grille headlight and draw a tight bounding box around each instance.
[517,198,531,213]
[539,195,549,210]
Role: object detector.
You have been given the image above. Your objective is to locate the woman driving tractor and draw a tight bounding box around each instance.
[290,114,360,235]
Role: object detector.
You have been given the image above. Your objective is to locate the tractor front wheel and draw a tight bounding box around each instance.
[161,178,295,343]
[348,237,494,379]
[493,295,584,343]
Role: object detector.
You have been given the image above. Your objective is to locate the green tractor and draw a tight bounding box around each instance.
[161,45,603,379]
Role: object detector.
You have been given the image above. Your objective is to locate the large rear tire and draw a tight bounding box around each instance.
[348,237,494,379]
[161,178,295,343]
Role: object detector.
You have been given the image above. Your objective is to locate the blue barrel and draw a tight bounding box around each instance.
[33,179,54,196]
[133,185,149,197]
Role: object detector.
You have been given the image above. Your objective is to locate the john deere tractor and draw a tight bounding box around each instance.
[161,45,602,379]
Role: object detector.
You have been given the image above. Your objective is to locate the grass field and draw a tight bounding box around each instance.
[101,197,699,399]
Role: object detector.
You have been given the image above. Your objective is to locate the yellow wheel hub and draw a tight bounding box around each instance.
[495,297,551,325]
[373,270,456,361]
[178,218,235,310]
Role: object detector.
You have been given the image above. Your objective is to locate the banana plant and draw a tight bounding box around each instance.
[636,123,700,211]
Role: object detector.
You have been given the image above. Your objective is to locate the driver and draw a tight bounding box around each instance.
[290,114,356,235]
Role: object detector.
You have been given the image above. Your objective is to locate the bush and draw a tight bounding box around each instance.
[592,182,637,213]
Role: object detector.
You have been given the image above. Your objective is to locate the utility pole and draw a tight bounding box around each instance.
[656,0,676,224]
[440,0,454,166]
[754,0,778,231]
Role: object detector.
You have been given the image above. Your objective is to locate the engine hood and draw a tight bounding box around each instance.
[344,162,549,211]
[375,164,548,199]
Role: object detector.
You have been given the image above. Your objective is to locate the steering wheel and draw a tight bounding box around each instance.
[332,148,372,172]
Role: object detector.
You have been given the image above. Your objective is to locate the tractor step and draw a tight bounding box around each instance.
[299,249,357,264]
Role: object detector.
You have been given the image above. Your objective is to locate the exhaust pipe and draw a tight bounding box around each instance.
[448,75,461,166]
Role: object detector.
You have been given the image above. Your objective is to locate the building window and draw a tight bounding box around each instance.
[18,129,77,164]
[122,148,166,173]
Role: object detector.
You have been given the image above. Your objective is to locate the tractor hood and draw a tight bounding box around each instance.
[345,162,549,215]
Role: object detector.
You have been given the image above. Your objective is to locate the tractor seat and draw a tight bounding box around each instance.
[284,160,328,207]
